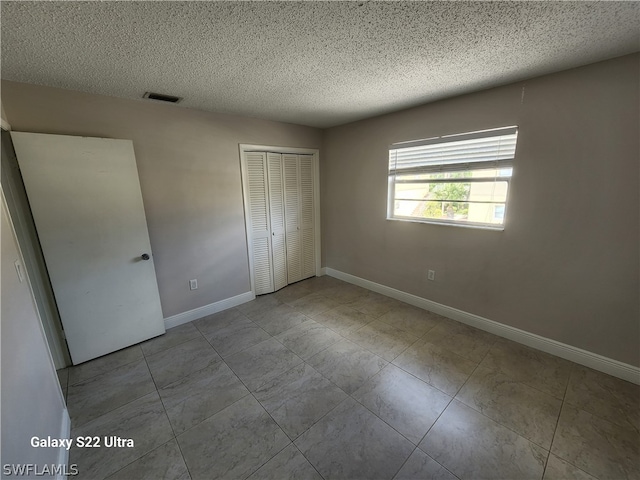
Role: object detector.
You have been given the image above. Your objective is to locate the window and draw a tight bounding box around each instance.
[387,126,518,229]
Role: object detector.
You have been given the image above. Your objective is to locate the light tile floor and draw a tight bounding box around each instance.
[58,276,640,480]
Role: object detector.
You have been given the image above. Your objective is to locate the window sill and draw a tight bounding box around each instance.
[386,216,505,231]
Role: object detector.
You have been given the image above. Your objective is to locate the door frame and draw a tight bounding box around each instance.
[1,127,71,368]
[239,144,321,295]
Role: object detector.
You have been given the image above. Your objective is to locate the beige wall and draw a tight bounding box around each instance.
[1,81,322,317]
[1,189,68,468]
[322,54,639,366]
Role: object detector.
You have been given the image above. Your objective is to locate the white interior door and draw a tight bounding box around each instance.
[245,152,274,295]
[11,132,165,364]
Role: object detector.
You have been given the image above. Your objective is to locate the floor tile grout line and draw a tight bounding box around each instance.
[461,339,573,401]
[250,359,349,443]
[166,392,253,439]
[388,360,455,399]
[245,364,353,478]
[144,331,218,365]
[152,356,228,393]
[241,429,293,479]
[67,346,145,387]
[389,443,462,480]
[291,443,327,480]
[195,314,281,361]
[141,353,184,449]
[374,313,442,339]
[414,381,459,449]
[289,394,351,444]
[347,385,433,449]
[160,350,257,439]
[470,338,613,458]
[343,320,420,362]
[148,341,227,390]
[155,351,258,478]
[139,323,204,359]
[240,299,312,332]
[144,345,251,458]
[145,319,257,438]
[390,445,419,480]
[317,307,440,364]
[448,395,556,454]
[432,452,463,480]
[273,317,344,358]
[470,343,587,454]
[453,399,554,454]
[104,437,185,480]
[172,434,194,480]
[192,306,256,336]
[68,359,172,480]
[67,360,158,431]
[560,400,640,436]
[316,350,464,468]
[541,363,586,480]
[561,363,640,435]
[445,353,559,454]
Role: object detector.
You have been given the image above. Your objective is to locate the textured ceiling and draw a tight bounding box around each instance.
[1,1,638,128]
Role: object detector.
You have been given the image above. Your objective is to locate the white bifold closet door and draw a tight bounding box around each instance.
[267,153,288,291]
[244,151,315,295]
[299,155,316,279]
[245,152,274,295]
[283,154,315,284]
[283,154,302,284]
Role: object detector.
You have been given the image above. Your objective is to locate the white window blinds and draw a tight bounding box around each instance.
[389,126,518,174]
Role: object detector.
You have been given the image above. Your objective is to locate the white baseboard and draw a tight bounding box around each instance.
[57,409,70,480]
[326,268,640,385]
[318,267,327,276]
[164,291,255,329]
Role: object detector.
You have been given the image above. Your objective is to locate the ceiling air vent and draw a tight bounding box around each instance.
[143,92,182,103]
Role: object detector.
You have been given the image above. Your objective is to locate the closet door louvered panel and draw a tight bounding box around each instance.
[245,152,274,294]
[267,153,287,291]
[271,234,287,291]
[299,155,315,279]
[283,154,300,232]
[285,230,301,284]
[299,155,314,229]
[283,154,303,283]
[302,228,315,279]
[253,237,273,294]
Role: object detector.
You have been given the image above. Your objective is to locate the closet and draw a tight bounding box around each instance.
[242,150,317,295]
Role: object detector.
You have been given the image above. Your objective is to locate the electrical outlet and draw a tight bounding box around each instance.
[189,279,198,290]
[427,270,436,281]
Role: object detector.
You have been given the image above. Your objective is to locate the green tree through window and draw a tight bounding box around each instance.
[423,171,471,219]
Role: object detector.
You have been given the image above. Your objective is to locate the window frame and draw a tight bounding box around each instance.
[387,126,518,230]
